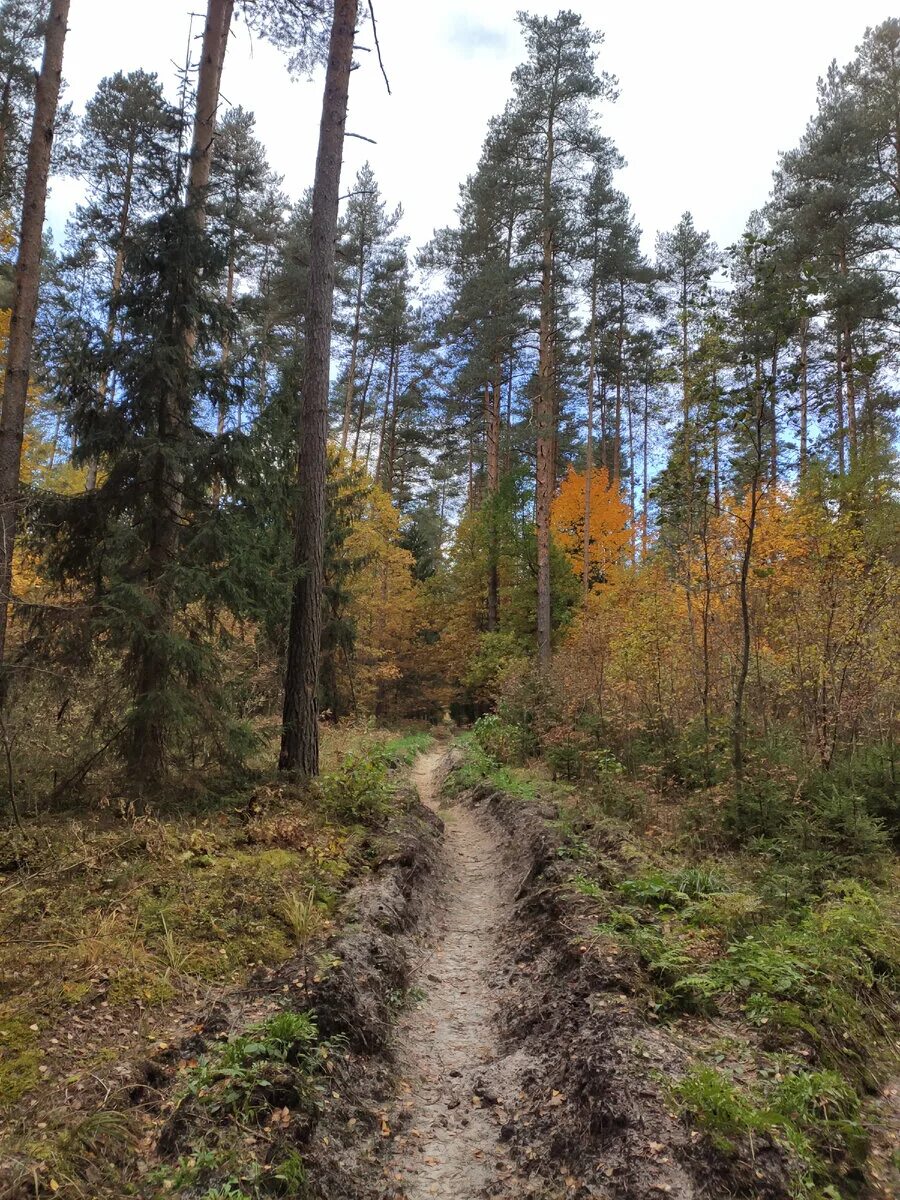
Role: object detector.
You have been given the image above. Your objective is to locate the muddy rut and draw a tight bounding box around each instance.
[383,749,522,1199]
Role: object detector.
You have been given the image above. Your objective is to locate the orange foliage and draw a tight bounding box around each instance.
[551,465,631,585]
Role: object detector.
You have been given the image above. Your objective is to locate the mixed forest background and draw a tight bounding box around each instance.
[0,2,896,825]
[0,5,898,1198]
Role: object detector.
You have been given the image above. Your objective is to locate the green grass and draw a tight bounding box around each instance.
[444,732,567,802]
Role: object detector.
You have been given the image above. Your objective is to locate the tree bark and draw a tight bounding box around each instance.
[798,315,808,477]
[187,0,234,224]
[734,370,765,786]
[486,357,502,631]
[583,269,597,596]
[0,0,70,676]
[0,77,12,197]
[280,0,358,775]
[535,103,557,671]
[340,239,365,449]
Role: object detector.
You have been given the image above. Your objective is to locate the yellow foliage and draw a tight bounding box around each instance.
[551,464,632,585]
[344,474,423,713]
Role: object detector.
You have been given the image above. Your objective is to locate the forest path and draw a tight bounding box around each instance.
[382,748,522,1199]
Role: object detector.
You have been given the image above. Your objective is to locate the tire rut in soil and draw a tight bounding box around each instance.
[382,750,525,1199]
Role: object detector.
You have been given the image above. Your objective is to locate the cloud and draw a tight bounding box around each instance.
[445,14,511,56]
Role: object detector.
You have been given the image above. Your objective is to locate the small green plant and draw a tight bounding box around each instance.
[272,1150,308,1193]
[182,1010,332,1119]
[619,866,726,908]
[673,1065,762,1151]
[160,913,193,975]
[201,1185,252,1200]
[319,753,392,826]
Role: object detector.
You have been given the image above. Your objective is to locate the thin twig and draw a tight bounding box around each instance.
[367,0,391,94]
[347,131,377,143]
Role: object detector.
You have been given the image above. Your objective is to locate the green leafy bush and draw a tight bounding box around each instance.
[318,753,393,826]
[182,1010,334,1119]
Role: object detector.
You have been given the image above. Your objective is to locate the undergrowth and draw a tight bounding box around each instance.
[452,724,900,1199]
[0,722,427,1198]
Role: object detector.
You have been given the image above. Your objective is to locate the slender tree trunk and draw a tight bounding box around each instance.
[712,371,721,515]
[217,245,236,438]
[374,343,394,485]
[598,378,608,472]
[536,225,555,668]
[843,323,858,469]
[798,315,809,478]
[351,349,375,462]
[0,0,70,677]
[835,330,846,477]
[503,357,514,474]
[613,280,624,483]
[583,271,597,596]
[769,344,779,489]
[280,0,358,775]
[734,378,765,786]
[641,381,649,560]
[187,0,234,221]
[0,78,11,194]
[486,357,501,631]
[627,378,636,561]
[535,97,557,671]
[340,247,365,449]
[385,349,401,497]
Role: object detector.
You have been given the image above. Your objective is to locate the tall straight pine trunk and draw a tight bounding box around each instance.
[535,109,557,671]
[583,270,598,596]
[0,0,70,678]
[280,0,358,775]
[485,359,502,631]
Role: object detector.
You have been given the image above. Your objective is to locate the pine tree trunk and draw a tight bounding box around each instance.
[583,272,597,596]
[799,316,809,477]
[0,77,12,200]
[385,351,401,497]
[641,382,649,559]
[351,350,376,462]
[486,358,501,631]
[769,345,779,488]
[535,106,557,671]
[734,367,765,786]
[0,0,70,677]
[374,343,394,485]
[627,379,636,560]
[835,331,846,477]
[187,0,234,222]
[340,251,365,449]
[712,370,721,514]
[280,0,358,776]
[613,280,624,483]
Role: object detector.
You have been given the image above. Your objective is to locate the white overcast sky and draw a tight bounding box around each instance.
[48,1,893,257]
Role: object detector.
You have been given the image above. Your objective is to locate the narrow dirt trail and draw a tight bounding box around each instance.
[383,749,520,1199]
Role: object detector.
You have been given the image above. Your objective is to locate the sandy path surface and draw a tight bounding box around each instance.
[383,749,521,1199]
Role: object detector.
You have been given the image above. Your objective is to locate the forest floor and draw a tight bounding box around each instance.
[0,732,897,1200]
